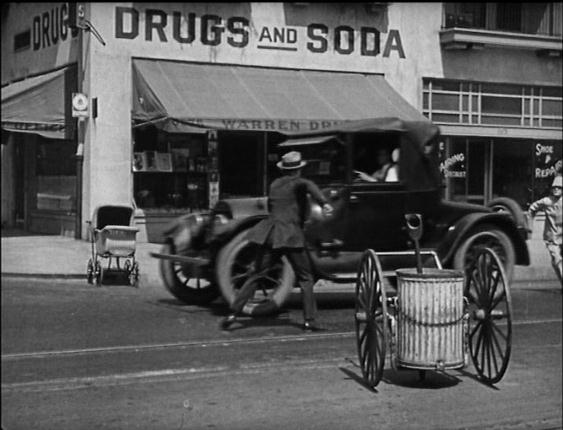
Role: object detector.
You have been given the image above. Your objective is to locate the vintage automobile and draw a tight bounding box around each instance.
[151,117,530,315]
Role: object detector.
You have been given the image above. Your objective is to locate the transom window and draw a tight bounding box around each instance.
[423,79,562,129]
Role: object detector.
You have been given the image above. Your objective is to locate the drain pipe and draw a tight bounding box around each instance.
[75,118,84,239]
[74,18,84,240]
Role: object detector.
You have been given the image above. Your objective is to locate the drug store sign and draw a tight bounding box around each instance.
[114,6,406,59]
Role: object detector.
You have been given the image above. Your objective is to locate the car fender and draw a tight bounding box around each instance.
[437,212,530,266]
[487,197,529,240]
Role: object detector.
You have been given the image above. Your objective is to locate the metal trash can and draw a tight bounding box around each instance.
[396,268,465,370]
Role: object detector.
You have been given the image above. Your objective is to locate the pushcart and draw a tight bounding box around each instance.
[354,214,512,388]
[86,205,140,286]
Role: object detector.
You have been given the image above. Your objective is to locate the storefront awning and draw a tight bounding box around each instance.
[132,59,428,134]
[1,67,75,140]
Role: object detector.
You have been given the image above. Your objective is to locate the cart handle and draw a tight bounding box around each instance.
[405,213,423,274]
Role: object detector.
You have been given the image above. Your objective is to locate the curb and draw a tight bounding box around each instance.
[1,273,86,280]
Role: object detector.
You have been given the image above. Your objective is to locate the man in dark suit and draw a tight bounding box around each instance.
[221,151,333,331]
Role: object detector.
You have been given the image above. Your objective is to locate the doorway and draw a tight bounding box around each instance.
[14,141,25,227]
[445,137,492,205]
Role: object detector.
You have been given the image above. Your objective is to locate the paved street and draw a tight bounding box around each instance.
[1,276,561,430]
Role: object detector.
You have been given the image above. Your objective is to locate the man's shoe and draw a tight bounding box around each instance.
[220,314,237,330]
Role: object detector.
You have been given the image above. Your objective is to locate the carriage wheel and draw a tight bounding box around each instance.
[86,259,94,284]
[466,247,512,384]
[94,261,103,286]
[355,249,388,389]
[129,262,140,287]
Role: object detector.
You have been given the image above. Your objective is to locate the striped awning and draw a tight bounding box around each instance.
[1,66,76,140]
[132,59,428,134]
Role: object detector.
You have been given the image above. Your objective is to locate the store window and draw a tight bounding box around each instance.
[440,137,490,205]
[132,126,209,211]
[440,137,561,209]
[35,138,76,212]
[439,138,468,202]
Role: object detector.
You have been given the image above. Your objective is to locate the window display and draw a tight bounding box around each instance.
[132,126,208,210]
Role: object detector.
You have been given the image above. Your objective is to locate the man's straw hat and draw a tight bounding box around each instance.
[277,151,307,170]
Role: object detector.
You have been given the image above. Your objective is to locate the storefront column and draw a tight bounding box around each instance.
[85,49,133,237]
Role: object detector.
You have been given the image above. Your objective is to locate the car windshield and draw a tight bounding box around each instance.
[276,139,347,186]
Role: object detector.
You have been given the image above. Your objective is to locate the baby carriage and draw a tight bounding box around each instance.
[86,205,140,286]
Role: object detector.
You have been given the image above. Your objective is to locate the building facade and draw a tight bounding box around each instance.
[1,2,561,242]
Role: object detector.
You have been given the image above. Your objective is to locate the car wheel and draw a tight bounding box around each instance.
[453,224,516,281]
[216,229,295,316]
[159,243,220,305]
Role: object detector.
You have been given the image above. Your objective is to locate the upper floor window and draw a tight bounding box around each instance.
[444,2,562,37]
[423,79,562,129]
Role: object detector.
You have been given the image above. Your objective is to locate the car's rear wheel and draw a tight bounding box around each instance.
[216,229,295,316]
[453,224,516,281]
[159,243,220,305]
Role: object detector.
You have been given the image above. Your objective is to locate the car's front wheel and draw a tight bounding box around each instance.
[216,229,295,316]
[159,243,220,305]
[453,224,516,281]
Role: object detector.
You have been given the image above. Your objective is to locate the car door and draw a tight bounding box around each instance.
[344,181,410,252]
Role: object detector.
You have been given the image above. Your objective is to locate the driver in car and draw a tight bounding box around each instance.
[220,151,333,331]
[355,148,399,182]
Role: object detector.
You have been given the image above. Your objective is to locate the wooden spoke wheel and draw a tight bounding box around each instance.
[159,243,219,306]
[86,259,94,284]
[94,261,103,286]
[129,262,140,287]
[465,247,512,384]
[354,249,388,389]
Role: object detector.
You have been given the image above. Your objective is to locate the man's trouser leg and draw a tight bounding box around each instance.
[545,242,562,285]
[230,245,267,314]
[284,248,317,321]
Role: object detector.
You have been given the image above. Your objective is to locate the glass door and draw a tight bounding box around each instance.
[466,138,491,205]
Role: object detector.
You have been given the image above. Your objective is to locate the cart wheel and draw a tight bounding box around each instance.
[129,262,139,287]
[355,249,388,389]
[94,262,103,286]
[466,247,512,384]
[86,259,94,284]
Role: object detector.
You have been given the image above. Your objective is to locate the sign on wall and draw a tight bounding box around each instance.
[71,93,89,118]
[534,143,561,179]
[114,5,406,60]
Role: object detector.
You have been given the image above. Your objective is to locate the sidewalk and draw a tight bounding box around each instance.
[0,225,558,288]
[0,230,163,288]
